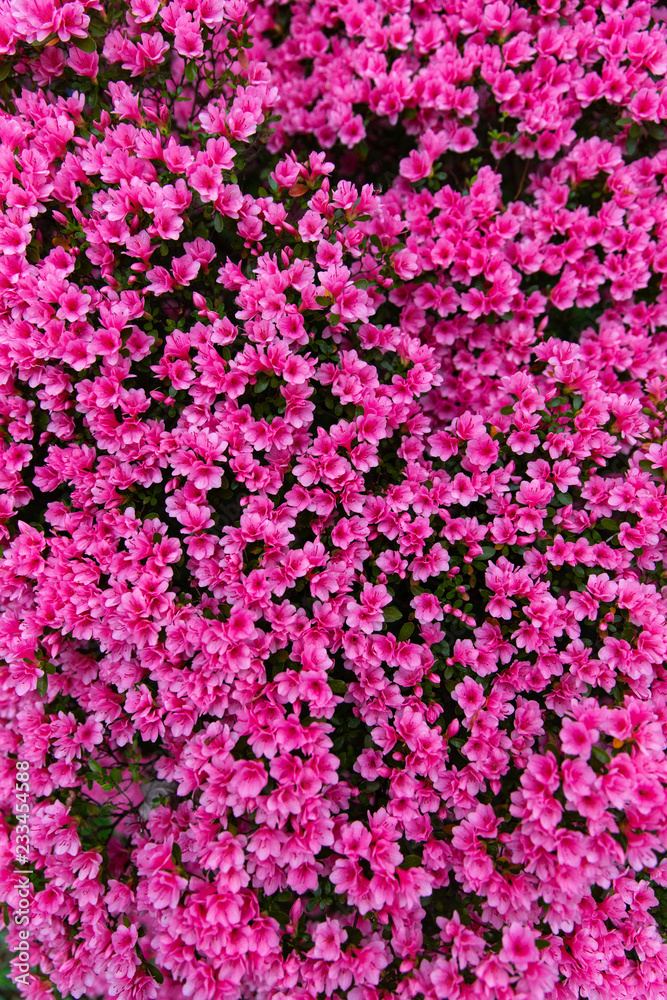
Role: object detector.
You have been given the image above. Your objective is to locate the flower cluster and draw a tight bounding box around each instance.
[1,2,667,1000]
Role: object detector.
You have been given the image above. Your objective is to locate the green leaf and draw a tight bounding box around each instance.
[537,938,551,950]
[599,517,618,532]
[346,926,363,946]
[329,679,347,695]
[254,378,269,393]
[213,213,223,233]
[500,404,514,415]
[626,134,638,156]
[172,843,182,865]
[73,35,97,53]
[269,904,290,925]
[555,493,572,505]
[0,62,11,82]
[36,673,48,698]
[146,963,164,985]
[185,61,197,83]
[383,606,402,623]
[398,622,415,641]
[402,855,422,868]
[591,746,610,765]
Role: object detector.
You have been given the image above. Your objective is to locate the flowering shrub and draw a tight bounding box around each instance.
[1,2,667,1000]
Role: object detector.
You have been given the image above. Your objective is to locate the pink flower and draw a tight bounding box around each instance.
[411,593,443,622]
[272,153,303,189]
[310,918,346,961]
[67,47,99,79]
[56,286,91,322]
[140,870,188,909]
[464,433,499,471]
[130,0,160,21]
[55,1,89,41]
[8,7,667,994]
[399,149,432,182]
[392,248,420,280]
[111,923,138,952]
[499,923,539,970]
[134,841,173,876]
[233,760,267,798]
[629,88,661,122]
[451,677,485,718]
[298,210,326,242]
[174,15,204,58]
[430,959,463,998]
[559,718,596,760]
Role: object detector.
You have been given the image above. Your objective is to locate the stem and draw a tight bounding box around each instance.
[515,159,529,200]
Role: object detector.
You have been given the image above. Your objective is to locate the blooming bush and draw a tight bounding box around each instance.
[2,1,667,999]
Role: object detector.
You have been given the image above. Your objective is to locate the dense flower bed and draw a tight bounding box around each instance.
[1,1,667,998]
